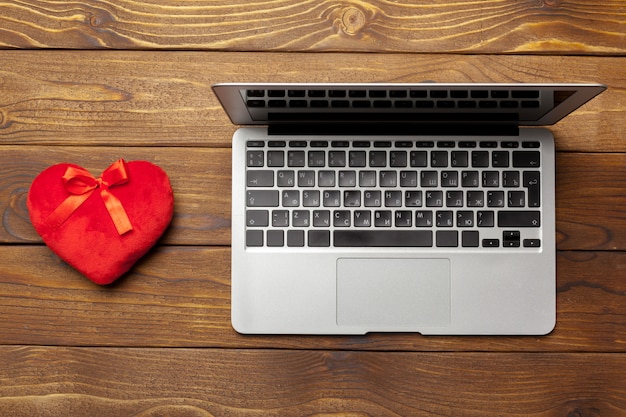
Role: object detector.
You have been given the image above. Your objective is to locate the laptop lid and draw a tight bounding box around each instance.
[212,83,605,133]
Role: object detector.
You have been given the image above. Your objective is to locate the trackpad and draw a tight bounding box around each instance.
[337,258,451,328]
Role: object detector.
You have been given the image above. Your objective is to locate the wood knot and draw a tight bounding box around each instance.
[542,0,560,8]
[341,7,367,35]
[0,109,9,129]
[88,10,113,28]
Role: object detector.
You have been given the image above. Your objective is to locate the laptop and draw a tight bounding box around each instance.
[213,82,605,335]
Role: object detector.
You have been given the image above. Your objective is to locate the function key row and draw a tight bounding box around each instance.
[247,140,540,149]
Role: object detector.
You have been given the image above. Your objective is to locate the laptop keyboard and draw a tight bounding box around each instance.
[244,139,542,249]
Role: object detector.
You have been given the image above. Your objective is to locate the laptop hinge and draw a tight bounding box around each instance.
[268,122,520,136]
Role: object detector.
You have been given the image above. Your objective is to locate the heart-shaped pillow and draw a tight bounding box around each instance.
[27,159,174,285]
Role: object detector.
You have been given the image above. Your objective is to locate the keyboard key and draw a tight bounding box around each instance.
[487,191,505,207]
[482,239,500,247]
[329,151,346,167]
[267,230,284,247]
[343,191,361,207]
[492,151,509,167]
[436,231,458,247]
[359,171,377,187]
[247,190,279,207]
[507,191,525,207]
[390,151,407,167]
[431,151,448,167]
[369,151,387,167]
[380,171,397,187]
[457,211,474,227]
[421,171,438,187]
[446,191,463,207]
[334,230,433,247]
[410,151,428,167]
[333,210,351,227]
[384,191,402,207]
[451,151,468,167]
[503,171,520,187]
[472,151,490,167]
[462,231,480,247]
[339,171,357,187]
[318,170,335,187]
[374,211,393,227]
[364,190,382,207]
[426,191,444,207]
[277,170,295,187]
[287,151,306,167]
[282,190,300,207]
[354,211,372,227]
[313,210,331,227]
[400,171,418,187]
[395,211,413,227]
[349,151,367,167]
[415,210,433,227]
[477,211,495,227]
[467,191,484,207]
[309,230,330,247]
[308,151,326,167]
[302,190,321,207]
[272,210,289,227]
[461,171,479,187]
[498,211,541,227]
[292,210,310,227]
[287,230,305,247]
[523,239,541,248]
[247,170,273,187]
[441,171,459,187]
[247,151,264,167]
[524,171,541,207]
[405,191,423,207]
[246,230,264,247]
[323,190,341,207]
[246,210,269,227]
[436,211,454,227]
[513,151,540,167]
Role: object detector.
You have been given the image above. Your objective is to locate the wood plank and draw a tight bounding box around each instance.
[1,346,625,416]
[0,51,622,151]
[0,246,624,351]
[556,153,626,250]
[0,0,624,54]
[3,147,626,251]
[0,146,231,245]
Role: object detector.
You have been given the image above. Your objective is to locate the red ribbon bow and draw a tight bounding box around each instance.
[46,159,133,235]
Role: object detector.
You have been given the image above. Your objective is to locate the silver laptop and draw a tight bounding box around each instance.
[213,82,605,335]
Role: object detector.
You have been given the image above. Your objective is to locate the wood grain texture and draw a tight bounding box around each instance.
[0,51,622,151]
[0,246,624,351]
[1,0,625,414]
[1,346,625,417]
[0,0,624,54]
[3,148,626,251]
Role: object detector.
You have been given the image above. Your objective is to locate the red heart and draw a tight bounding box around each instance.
[27,160,174,285]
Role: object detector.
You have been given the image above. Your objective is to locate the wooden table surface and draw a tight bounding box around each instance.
[1,1,625,415]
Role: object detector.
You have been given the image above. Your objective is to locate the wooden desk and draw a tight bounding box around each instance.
[1,2,625,415]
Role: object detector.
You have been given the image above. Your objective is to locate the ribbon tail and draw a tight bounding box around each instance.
[46,192,94,230]
[100,189,133,235]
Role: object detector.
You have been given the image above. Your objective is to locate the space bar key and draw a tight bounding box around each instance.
[334,230,433,247]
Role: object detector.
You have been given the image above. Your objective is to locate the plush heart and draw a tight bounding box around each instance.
[27,159,174,285]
